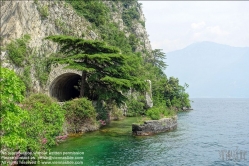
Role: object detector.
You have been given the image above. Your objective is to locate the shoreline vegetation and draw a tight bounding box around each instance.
[1,1,191,165]
[1,65,190,164]
[1,39,191,165]
[0,55,191,164]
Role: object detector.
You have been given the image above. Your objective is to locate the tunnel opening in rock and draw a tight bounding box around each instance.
[49,73,81,101]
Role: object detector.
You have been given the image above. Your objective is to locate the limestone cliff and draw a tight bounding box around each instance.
[0,0,152,101]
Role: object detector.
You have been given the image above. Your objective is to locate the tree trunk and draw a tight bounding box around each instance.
[80,71,87,97]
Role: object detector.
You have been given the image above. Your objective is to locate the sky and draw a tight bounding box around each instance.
[139,1,249,53]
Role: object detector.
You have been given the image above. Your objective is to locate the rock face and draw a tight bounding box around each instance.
[1,1,94,93]
[145,80,153,108]
[132,116,177,136]
[1,1,153,103]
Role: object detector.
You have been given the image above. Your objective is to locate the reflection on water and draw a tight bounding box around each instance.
[39,99,249,166]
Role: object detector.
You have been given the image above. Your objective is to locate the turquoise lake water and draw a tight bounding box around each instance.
[39,98,249,166]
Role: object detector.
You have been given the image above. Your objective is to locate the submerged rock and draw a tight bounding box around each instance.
[132,116,177,136]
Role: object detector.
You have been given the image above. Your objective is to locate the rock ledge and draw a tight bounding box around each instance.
[132,116,177,136]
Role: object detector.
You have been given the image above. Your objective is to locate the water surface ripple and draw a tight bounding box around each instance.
[46,99,249,166]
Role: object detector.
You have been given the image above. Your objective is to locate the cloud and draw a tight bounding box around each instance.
[191,24,230,41]
[191,21,206,29]
[140,1,249,52]
[206,26,230,36]
[192,32,202,39]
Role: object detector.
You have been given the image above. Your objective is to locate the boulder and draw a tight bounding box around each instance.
[132,116,177,136]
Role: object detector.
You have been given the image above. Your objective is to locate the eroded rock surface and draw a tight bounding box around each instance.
[132,116,177,136]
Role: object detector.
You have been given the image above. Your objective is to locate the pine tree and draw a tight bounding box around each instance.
[45,35,146,105]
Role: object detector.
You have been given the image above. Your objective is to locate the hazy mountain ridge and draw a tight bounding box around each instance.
[165,41,249,98]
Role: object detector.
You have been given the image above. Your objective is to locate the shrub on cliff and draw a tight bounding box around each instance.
[126,95,145,117]
[0,67,28,151]
[5,34,31,67]
[21,93,65,150]
[62,98,97,133]
[1,68,66,163]
[146,105,176,120]
[146,107,161,120]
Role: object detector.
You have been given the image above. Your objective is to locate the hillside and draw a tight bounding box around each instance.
[0,0,192,114]
[1,0,152,93]
[165,41,249,98]
[0,1,192,157]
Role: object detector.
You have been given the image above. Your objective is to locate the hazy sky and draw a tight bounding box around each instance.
[139,1,249,53]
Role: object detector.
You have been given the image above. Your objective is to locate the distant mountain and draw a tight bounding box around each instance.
[164,41,249,98]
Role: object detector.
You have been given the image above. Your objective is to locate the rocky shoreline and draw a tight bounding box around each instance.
[132,116,177,136]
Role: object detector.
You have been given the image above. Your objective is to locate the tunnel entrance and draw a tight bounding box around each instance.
[49,73,81,101]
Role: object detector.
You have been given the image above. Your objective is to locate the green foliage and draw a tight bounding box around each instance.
[66,0,109,27]
[165,99,172,108]
[165,77,191,110]
[54,18,74,35]
[129,34,139,52]
[110,106,123,120]
[5,35,51,92]
[33,56,52,88]
[95,100,109,121]
[122,7,140,27]
[126,95,145,117]
[0,67,26,111]
[45,35,146,106]
[55,18,64,28]
[144,49,167,70]
[105,101,123,120]
[6,34,31,67]
[36,3,49,19]
[20,66,32,96]
[134,52,191,111]
[99,23,132,54]
[0,68,65,159]
[66,0,133,54]
[146,105,176,120]
[0,67,28,151]
[21,94,65,151]
[62,98,97,133]
[122,0,137,9]
[4,35,49,94]
[34,0,38,5]
[139,20,145,27]
[45,35,120,55]
[146,107,161,120]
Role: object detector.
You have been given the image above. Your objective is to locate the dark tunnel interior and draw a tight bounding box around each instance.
[49,73,81,102]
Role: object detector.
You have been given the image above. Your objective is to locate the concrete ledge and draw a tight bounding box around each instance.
[132,115,177,136]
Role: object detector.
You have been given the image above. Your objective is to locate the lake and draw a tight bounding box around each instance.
[39,98,249,166]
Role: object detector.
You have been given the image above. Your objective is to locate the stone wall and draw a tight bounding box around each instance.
[132,116,177,136]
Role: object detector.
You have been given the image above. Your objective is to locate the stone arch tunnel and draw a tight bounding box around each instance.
[49,73,81,102]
